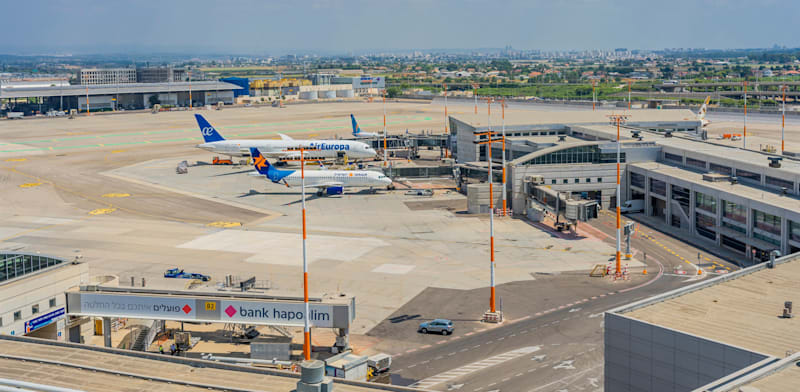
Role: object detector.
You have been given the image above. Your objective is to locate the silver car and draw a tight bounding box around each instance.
[418,319,454,335]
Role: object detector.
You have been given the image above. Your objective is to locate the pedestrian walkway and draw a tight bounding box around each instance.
[409,346,540,389]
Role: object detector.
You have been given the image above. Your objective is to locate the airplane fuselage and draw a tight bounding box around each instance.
[198,139,376,159]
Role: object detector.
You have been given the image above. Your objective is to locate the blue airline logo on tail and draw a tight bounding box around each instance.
[194,114,225,143]
[249,148,294,184]
[351,114,361,135]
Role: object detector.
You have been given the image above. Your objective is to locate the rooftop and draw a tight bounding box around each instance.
[0,81,241,99]
[0,336,408,392]
[452,108,699,128]
[620,254,800,358]
[630,161,800,212]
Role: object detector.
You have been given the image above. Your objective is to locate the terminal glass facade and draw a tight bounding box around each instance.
[630,172,645,189]
[696,214,717,240]
[753,210,781,236]
[723,200,747,224]
[650,178,666,196]
[672,185,690,216]
[521,146,625,166]
[695,191,716,213]
[790,220,800,242]
[0,253,64,283]
[765,176,794,190]
[735,169,761,184]
[709,163,732,175]
[685,157,707,170]
[664,152,682,164]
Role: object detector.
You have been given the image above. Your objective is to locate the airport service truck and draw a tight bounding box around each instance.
[619,199,644,213]
[6,112,23,119]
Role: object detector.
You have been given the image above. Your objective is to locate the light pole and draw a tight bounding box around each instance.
[501,98,507,216]
[743,80,748,149]
[782,84,787,154]
[627,81,632,110]
[383,89,388,166]
[473,83,479,114]
[473,97,502,314]
[443,82,448,134]
[592,81,596,111]
[607,114,629,278]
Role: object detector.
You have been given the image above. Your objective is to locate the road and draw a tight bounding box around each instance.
[386,212,740,392]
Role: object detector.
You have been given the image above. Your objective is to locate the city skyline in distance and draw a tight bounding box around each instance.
[0,0,797,56]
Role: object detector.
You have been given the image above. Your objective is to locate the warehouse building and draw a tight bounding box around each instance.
[1,81,241,114]
[605,251,800,391]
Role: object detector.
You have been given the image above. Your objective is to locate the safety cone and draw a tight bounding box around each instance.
[697,268,703,275]
[642,267,648,275]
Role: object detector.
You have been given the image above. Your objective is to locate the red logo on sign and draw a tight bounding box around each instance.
[182,305,192,314]
[225,305,237,317]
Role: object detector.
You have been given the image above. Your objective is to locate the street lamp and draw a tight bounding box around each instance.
[607,114,630,278]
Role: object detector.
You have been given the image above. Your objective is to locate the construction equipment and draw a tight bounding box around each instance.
[212,156,233,165]
[176,160,189,174]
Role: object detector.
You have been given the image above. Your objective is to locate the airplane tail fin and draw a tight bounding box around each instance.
[195,114,225,143]
[697,96,711,120]
[350,114,361,136]
[249,148,272,176]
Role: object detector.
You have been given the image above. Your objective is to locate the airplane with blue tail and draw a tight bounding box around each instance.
[194,114,377,160]
[248,148,392,195]
[350,114,382,138]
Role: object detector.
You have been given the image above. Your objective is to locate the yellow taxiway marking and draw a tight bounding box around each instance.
[5,158,26,162]
[207,221,242,228]
[19,182,42,188]
[89,208,116,215]
[111,150,126,154]
[102,193,130,198]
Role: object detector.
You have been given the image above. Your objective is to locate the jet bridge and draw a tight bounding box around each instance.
[525,179,599,229]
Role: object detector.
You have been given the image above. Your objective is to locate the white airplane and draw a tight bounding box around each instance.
[248,148,392,195]
[350,114,382,138]
[698,96,711,127]
[194,114,377,160]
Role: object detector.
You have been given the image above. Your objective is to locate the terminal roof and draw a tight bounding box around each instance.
[452,108,698,128]
[620,255,800,358]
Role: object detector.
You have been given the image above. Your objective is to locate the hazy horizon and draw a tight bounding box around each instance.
[2,0,798,55]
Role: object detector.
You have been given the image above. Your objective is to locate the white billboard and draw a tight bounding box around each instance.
[67,292,351,329]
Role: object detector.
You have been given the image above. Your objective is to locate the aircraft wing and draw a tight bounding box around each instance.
[304,182,343,189]
[277,133,293,141]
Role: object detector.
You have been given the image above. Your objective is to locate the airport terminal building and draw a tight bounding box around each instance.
[451,108,800,262]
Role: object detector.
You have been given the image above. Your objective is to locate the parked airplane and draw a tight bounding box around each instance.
[248,148,392,195]
[698,96,711,127]
[194,114,377,160]
[350,114,382,138]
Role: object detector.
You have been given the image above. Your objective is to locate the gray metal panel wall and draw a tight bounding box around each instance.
[605,313,768,392]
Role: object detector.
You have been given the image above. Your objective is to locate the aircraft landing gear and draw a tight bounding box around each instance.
[316,189,324,197]
[387,184,396,191]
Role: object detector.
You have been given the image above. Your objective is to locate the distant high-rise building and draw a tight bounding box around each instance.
[79,68,136,85]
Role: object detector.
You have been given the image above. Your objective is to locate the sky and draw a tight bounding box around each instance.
[1,0,798,55]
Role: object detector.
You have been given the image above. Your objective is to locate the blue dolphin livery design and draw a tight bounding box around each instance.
[250,148,294,184]
[350,114,381,138]
[193,114,377,160]
[248,148,393,195]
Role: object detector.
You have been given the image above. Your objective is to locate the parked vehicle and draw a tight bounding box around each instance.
[418,319,454,335]
[367,353,392,373]
[164,268,211,282]
[619,199,644,213]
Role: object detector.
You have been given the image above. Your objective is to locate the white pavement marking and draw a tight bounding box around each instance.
[588,378,599,388]
[531,355,546,361]
[588,313,603,318]
[409,346,541,389]
[569,308,581,313]
[529,365,602,392]
[553,360,576,370]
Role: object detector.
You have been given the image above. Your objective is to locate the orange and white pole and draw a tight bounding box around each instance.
[444,83,448,134]
[627,81,631,110]
[301,147,310,361]
[782,85,786,153]
[474,84,478,114]
[592,81,596,111]
[743,81,748,149]
[615,117,621,277]
[501,98,507,217]
[86,85,90,115]
[383,89,388,166]
[487,99,496,313]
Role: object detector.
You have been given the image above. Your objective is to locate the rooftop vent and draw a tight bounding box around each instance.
[702,173,730,183]
[730,176,738,185]
[557,135,566,142]
[631,130,641,138]
[783,301,794,319]
[768,157,782,168]
[664,131,673,138]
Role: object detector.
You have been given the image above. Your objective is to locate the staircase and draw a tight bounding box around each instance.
[269,325,294,339]
[131,326,151,351]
